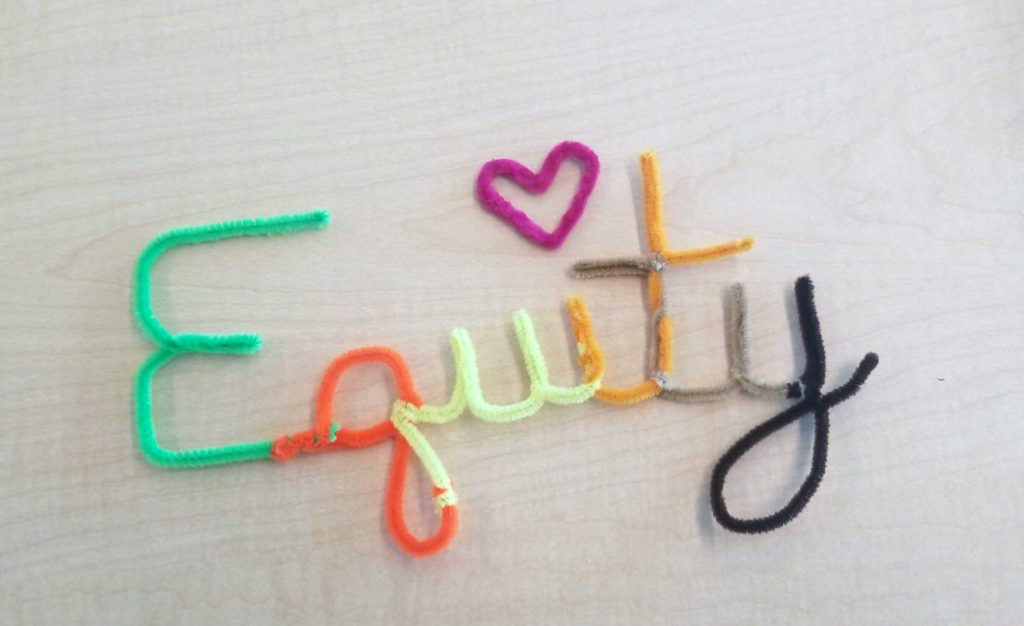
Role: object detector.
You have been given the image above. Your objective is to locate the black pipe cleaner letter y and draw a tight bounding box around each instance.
[710,275,879,533]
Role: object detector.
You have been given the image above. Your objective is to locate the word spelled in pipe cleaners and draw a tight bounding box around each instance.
[132,141,879,557]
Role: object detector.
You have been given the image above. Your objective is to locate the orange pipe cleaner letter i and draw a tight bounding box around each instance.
[132,143,878,557]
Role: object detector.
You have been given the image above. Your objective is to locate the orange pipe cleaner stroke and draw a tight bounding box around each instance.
[272,346,458,558]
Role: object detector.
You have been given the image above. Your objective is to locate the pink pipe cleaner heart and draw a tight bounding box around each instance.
[475,140,600,250]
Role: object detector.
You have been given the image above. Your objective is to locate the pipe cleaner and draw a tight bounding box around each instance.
[709,276,879,533]
[475,140,600,250]
[656,285,800,403]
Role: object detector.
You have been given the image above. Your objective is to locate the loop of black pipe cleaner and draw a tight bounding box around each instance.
[709,275,879,534]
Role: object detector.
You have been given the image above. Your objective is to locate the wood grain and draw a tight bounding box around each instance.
[1,0,1022,623]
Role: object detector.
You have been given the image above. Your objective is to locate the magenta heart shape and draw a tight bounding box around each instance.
[475,141,600,250]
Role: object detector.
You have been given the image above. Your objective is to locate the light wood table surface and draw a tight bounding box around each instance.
[1,1,1022,623]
